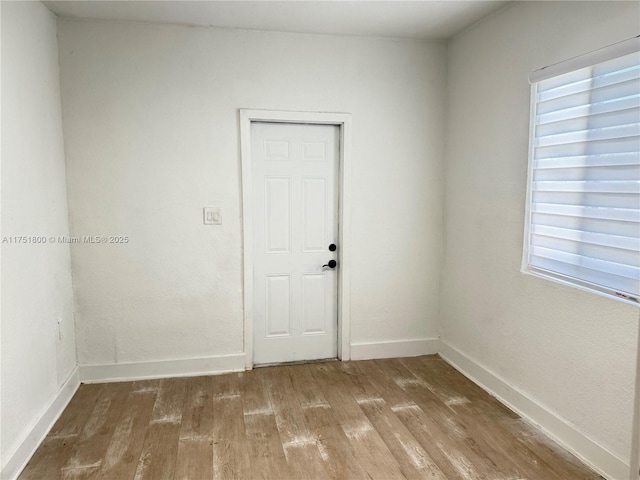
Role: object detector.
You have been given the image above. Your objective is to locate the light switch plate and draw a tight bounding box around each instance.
[203,207,222,225]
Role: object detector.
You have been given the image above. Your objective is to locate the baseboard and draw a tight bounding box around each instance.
[350,337,439,361]
[1,366,80,480]
[78,353,246,383]
[438,340,629,480]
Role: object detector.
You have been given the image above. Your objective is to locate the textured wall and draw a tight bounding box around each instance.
[1,1,76,468]
[57,19,447,366]
[442,0,639,470]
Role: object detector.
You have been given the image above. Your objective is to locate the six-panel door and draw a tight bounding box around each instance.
[251,122,339,365]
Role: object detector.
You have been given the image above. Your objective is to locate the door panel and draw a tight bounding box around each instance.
[265,274,291,337]
[264,177,291,253]
[302,178,327,252]
[252,122,339,365]
[301,273,326,335]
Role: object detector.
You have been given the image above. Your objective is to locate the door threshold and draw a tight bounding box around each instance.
[254,357,338,368]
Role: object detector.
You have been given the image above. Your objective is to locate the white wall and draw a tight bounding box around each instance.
[56,19,446,368]
[1,1,76,471]
[442,1,639,477]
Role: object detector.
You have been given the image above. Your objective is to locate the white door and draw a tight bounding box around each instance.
[251,122,339,365]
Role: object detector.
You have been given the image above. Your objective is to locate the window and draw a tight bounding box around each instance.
[523,37,640,305]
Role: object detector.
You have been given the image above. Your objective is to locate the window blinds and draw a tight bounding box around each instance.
[525,46,640,303]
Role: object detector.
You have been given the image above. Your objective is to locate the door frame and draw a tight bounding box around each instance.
[239,109,352,369]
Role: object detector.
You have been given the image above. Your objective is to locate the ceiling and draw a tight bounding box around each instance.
[44,1,510,40]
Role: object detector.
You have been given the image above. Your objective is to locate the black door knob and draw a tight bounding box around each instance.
[322,260,337,269]
[328,244,337,251]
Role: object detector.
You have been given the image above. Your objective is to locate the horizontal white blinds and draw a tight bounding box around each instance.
[528,49,640,301]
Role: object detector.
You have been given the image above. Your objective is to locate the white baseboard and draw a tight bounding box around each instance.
[439,340,629,480]
[78,353,246,383]
[1,367,80,480]
[350,337,439,361]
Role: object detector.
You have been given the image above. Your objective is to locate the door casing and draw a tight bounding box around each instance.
[240,109,352,369]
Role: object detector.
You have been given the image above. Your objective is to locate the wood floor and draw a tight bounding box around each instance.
[19,356,601,480]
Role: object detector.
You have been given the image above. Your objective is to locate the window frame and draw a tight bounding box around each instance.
[521,38,640,307]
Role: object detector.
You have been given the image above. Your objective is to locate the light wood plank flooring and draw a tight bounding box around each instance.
[19,356,601,479]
